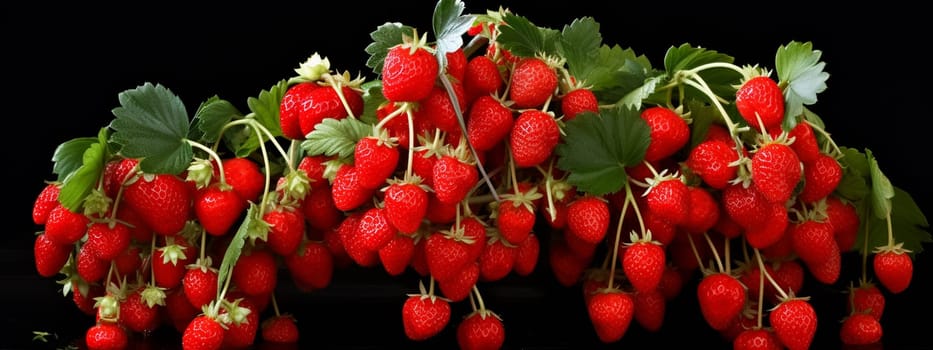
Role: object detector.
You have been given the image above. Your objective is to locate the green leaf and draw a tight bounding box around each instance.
[496,13,557,58]
[775,41,829,121]
[247,79,287,138]
[686,99,719,149]
[555,107,651,195]
[664,43,740,103]
[365,22,416,75]
[433,0,475,67]
[866,149,895,219]
[217,203,258,295]
[835,147,870,202]
[190,96,241,143]
[359,80,385,125]
[58,128,109,211]
[859,187,932,257]
[618,75,663,110]
[52,137,98,182]
[586,45,652,94]
[109,82,192,175]
[557,17,601,80]
[301,117,373,162]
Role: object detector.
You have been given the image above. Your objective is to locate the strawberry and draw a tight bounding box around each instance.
[513,232,539,276]
[153,237,193,289]
[164,288,199,333]
[840,313,883,345]
[509,57,557,109]
[679,186,720,235]
[657,265,685,300]
[340,212,380,268]
[798,153,842,203]
[84,222,131,262]
[642,206,677,246]
[232,249,278,297]
[566,196,610,244]
[193,184,244,237]
[461,216,488,262]
[466,95,514,152]
[33,233,72,277]
[426,192,458,224]
[744,201,788,249]
[402,292,451,341]
[633,290,666,332]
[102,158,139,198]
[808,242,841,285]
[416,83,467,133]
[463,55,502,102]
[770,298,818,350]
[751,142,801,204]
[622,235,666,293]
[261,315,299,343]
[298,85,365,136]
[549,240,590,287]
[560,87,599,121]
[302,185,342,233]
[217,158,265,204]
[587,289,635,343]
[182,314,225,350]
[323,225,353,269]
[438,261,479,302]
[425,229,474,283]
[285,240,334,290]
[790,220,837,266]
[641,106,690,162]
[32,182,60,225]
[563,229,599,261]
[787,121,821,163]
[183,259,219,309]
[411,145,441,187]
[478,237,516,282]
[123,173,192,236]
[120,286,161,334]
[645,176,690,225]
[685,140,740,189]
[221,298,260,348]
[444,47,467,82]
[355,207,397,251]
[383,179,429,234]
[848,282,885,321]
[382,37,438,102]
[722,183,771,230]
[432,154,478,205]
[495,188,539,245]
[85,322,128,350]
[824,196,859,252]
[872,246,913,294]
[768,260,805,304]
[279,81,319,139]
[378,234,416,277]
[44,204,89,245]
[509,110,559,168]
[733,328,782,350]
[114,205,153,242]
[735,75,784,132]
[696,272,747,331]
[76,245,108,283]
[457,310,506,350]
[409,236,430,276]
[263,205,305,256]
[330,165,376,211]
[354,136,399,189]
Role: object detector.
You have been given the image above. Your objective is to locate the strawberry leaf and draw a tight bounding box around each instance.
[217,203,258,297]
[866,148,895,219]
[557,17,601,80]
[247,79,287,138]
[433,0,475,68]
[619,75,664,109]
[366,22,416,75]
[109,82,192,175]
[664,43,740,102]
[57,128,109,211]
[359,80,385,125]
[835,147,871,202]
[496,13,558,58]
[555,106,651,195]
[301,117,373,162]
[775,41,829,126]
[52,137,98,183]
[190,96,241,144]
[859,187,932,257]
[587,45,656,102]
[686,99,719,149]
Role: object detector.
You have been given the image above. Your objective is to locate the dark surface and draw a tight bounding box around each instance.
[5,2,931,349]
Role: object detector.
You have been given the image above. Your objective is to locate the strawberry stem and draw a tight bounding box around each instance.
[753,248,789,300]
[860,205,871,282]
[681,76,749,173]
[472,285,487,314]
[405,109,416,180]
[803,119,844,158]
[703,233,725,273]
[756,260,765,329]
[323,74,357,119]
[271,293,282,317]
[373,103,408,133]
[187,140,228,186]
[684,62,746,76]
[607,181,634,289]
[685,234,706,274]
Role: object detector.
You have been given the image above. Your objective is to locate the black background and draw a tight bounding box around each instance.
[5,1,931,349]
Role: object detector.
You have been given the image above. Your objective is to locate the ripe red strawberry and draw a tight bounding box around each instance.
[44,204,89,245]
[770,298,818,350]
[463,55,502,102]
[549,240,590,287]
[733,328,782,350]
[164,288,199,332]
[495,193,538,245]
[32,182,60,225]
[873,247,913,294]
[790,220,837,266]
[123,173,192,236]
[409,236,430,276]
[808,242,841,284]
[402,293,451,341]
[113,245,142,277]
[217,158,265,204]
[261,315,299,343]
[340,212,380,268]
[331,165,376,211]
[444,47,467,82]
[787,121,821,163]
[457,310,506,350]
[383,180,429,234]
[85,322,128,350]
[513,232,539,276]
[153,237,193,289]
[232,249,278,297]
[466,95,514,152]
[685,140,740,189]
[438,261,479,302]
[416,83,467,133]
[560,87,599,121]
[641,206,677,246]
[183,259,219,309]
[696,272,747,331]
[102,158,139,198]
[425,229,474,283]
[263,206,305,256]
[767,260,805,305]
[382,38,438,102]
[183,314,225,350]
[563,229,599,261]
[279,81,319,140]
[298,85,365,136]
[509,110,559,168]
[657,265,685,301]
[622,237,666,293]
[633,290,666,332]
[824,196,859,252]
[735,75,784,132]
[840,313,883,345]
[302,184,342,232]
[645,176,690,225]
[744,201,788,249]
[432,155,478,205]
[848,282,885,321]
[286,240,334,290]
[76,245,108,283]
[377,234,415,277]
[587,289,635,343]
[565,196,610,244]
[798,153,842,203]
[751,142,801,204]
[354,136,399,189]
[478,237,516,282]
[120,286,161,334]
[461,216,488,262]
[194,184,245,237]
[509,57,557,109]
[679,186,720,235]
[354,207,397,251]
[722,183,771,230]
[33,233,72,277]
[641,106,689,162]
[221,298,260,348]
[84,222,131,261]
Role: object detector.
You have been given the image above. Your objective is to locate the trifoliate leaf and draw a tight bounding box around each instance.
[58,128,109,212]
[366,22,416,75]
[866,148,895,219]
[217,203,258,296]
[555,107,651,195]
[433,0,475,69]
[859,187,932,257]
[775,41,829,122]
[247,79,287,138]
[190,96,241,144]
[496,13,558,58]
[109,82,192,175]
[557,17,601,80]
[52,137,98,183]
[359,80,385,125]
[301,117,373,162]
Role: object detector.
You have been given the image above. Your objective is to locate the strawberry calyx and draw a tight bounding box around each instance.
[82,189,112,219]
[625,230,661,247]
[289,52,332,84]
[407,279,452,304]
[140,284,167,308]
[186,158,215,190]
[276,169,313,207]
[399,28,435,57]
[498,185,542,213]
[872,241,912,255]
[158,237,190,266]
[639,168,685,198]
[186,257,218,274]
[219,298,253,326]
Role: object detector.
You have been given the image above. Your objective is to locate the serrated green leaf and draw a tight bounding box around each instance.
[664,43,734,73]
[191,96,241,144]
[433,0,474,67]
[496,13,557,58]
[247,79,287,138]
[52,137,98,182]
[586,45,651,94]
[58,128,109,211]
[835,147,871,202]
[557,17,601,80]
[686,99,718,149]
[365,22,416,75]
[859,187,932,257]
[301,117,373,162]
[359,80,385,125]
[109,82,192,175]
[619,75,663,110]
[866,149,895,219]
[775,41,829,120]
[217,203,257,295]
[555,107,651,195]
